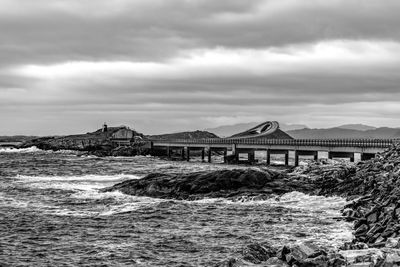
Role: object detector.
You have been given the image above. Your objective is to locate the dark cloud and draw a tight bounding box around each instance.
[1,0,400,65]
[0,0,400,134]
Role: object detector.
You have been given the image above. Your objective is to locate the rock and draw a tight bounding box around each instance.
[326,252,347,267]
[366,212,378,224]
[383,250,400,266]
[276,246,291,261]
[355,224,369,237]
[290,243,319,258]
[281,243,329,266]
[339,249,384,266]
[216,258,254,267]
[297,255,328,266]
[386,238,400,248]
[264,257,289,266]
[340,242,369,251]
[101,169,316,199]
[241,243,276,264]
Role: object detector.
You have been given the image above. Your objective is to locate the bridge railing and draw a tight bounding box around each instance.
[151,138,397,148]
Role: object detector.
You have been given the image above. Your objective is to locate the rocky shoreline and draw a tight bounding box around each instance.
[101,168,316,200]
[102,144,400,266]
[18,134,152,157]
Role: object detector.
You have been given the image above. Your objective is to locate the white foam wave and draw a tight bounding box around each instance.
[13,174,141,193]
[50,209,99,217]
[15,174,142,182]
[99,195,165,216]
[0,146,42,153]
[71,190,130,200]
[265,191,347,214]
[189,191,346,214]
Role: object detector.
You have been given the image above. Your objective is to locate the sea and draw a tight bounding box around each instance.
[0,147,353,266]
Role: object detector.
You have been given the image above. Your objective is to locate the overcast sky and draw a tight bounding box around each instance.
[1,0,400,135]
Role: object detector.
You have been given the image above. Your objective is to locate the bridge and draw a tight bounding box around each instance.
[150,138,397,166]
[149,121,398,166]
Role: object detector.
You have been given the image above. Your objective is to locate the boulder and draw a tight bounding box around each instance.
[241,243,276,264]
[283,243,327,266]
[101,169,316,199]
[264,257,289,266]
[338,249,384,266]
[383,250,400,266]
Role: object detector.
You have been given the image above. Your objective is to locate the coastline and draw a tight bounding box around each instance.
[5,143,400,265]
[101,144,400,266]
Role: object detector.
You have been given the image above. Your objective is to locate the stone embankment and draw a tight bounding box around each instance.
[104,143,400,266]
[291,145,400,250]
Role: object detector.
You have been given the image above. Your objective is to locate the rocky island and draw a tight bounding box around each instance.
[17,124,219,157]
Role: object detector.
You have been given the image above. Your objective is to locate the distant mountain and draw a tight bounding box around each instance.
[287,127,400,139]
[280,123,309,131]
[205,122,308,137]
[205,122,258,137]
[148,130,219,140]
[336,124,377,131]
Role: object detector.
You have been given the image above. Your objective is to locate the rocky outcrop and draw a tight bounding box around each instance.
[331,145,400,249]
[286,160,357,196]
[18,127,150,156]
[219,241,400,266]
[289,144,400,249]
[219,242,347,267]
[101,168,317,200]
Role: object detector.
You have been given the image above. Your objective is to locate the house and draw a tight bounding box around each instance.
[110,127,135,146]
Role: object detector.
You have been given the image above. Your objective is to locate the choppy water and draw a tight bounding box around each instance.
[0,147,353,266]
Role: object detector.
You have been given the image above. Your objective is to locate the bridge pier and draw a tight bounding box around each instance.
[207,147,229,163]
[234,149,257,164]
[328,151,355,162]
[267,149,289,166]
[186,147,190,161]
[361,153,375,161]
[248,150,255,163]
[295,150,318,166]
[223,149,228,163]
[152,138,392,165]
[181,147,185,160]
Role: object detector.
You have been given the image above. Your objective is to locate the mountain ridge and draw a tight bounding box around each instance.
[287,127,400,139]
[205,122,399,139]
[205,122,308,137]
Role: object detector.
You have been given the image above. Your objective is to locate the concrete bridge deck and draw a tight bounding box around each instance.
[151,138,397,166]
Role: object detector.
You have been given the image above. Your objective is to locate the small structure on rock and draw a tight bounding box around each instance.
[111,126,135,146]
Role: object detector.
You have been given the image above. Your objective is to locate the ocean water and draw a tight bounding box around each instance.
[0,147,353,266]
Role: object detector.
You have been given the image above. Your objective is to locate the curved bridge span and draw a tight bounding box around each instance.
[151,138,398,166]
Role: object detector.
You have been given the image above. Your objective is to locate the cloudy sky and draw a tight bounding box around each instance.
[1,0,400,135]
